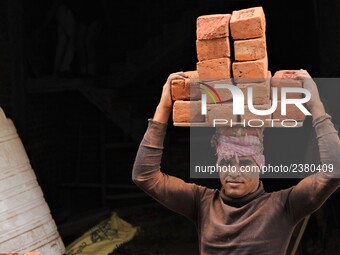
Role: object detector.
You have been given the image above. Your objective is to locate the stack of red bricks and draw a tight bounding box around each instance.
[231,7,270,123]
[172,6,305,127]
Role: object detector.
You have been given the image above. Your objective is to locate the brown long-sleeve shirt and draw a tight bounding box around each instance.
[132,115,340,255]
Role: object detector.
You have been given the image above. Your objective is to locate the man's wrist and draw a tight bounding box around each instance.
[153,103,172,124]
[158,101,172,111]
[308,102,326,120]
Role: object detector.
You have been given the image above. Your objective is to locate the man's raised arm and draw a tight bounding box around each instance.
[132,72,206,223]
[286,71,340,223]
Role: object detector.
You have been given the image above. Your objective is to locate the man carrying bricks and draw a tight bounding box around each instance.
[132,70,340,254]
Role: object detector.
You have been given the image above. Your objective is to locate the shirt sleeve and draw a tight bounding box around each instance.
[132,118,205,223]
[286,114,340,223]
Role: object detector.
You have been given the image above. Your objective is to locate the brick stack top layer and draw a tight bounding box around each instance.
[231,7,268,83]
[197,14,231,39]
[230,7,266,40]
[196,14,232,80]
[172,6,306,127]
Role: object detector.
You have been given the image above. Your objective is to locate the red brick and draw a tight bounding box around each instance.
[171,79,189,100]
[234,36,266,61]
[196,37,231,61]
[273,101,306,121]
[206,103,237,126]
[171,71,200,100]
[230,7,266,39]
[184,70,199,79]
[271,70,303,99]
[237,71,271,105]
[197,58,231,80]
[232,56,268,83]
[197,14,231,40]
[271,70,302,86]
[200,79,234,103]
[173,101,205,123]
[240,104,272,122]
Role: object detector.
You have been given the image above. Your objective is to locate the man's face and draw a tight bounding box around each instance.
[219,157,260,198]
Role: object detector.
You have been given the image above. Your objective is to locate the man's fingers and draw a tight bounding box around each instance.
[173,74,187,80]
[294,72,310,80]
[168,74,188,81]
[168,72,188,80]
[294,74,307,80]
[294,70,311,79]
[177,72,188,78]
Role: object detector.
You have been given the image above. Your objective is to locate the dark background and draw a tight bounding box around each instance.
[1,0,340,254]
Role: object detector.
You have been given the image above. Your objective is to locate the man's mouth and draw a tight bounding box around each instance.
[226,180,244,188]
[226,180,244,184]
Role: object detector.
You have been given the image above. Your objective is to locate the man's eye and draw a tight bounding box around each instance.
[239,160,252,166]
[221,160,232,166]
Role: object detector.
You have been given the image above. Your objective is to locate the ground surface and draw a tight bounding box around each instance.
[111,203,199,255]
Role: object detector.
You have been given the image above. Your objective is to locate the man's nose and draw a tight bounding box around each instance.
[227,167,241,178]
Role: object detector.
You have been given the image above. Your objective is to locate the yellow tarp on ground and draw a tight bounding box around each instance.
[65,212,137,255]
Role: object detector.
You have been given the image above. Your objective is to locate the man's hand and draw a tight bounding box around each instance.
[159,72,188,109]
[153,72,188,123]
[294,70,326,120]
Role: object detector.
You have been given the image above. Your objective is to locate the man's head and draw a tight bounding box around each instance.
[212,127,264,198]
[218,157,260,198]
